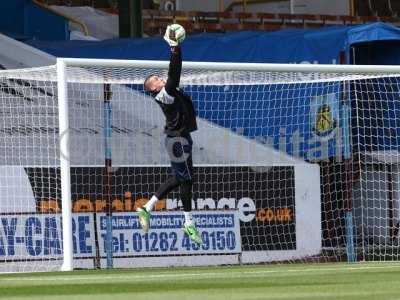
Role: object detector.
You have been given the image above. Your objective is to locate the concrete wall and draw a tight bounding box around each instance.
[175,0,350,15]
[0,33,55,69]
[176,0,232,12]
[289,0,349,15]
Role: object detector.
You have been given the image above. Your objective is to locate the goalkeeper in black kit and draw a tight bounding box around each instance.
[137,24,202,245]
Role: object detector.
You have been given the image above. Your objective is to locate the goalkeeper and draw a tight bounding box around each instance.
[138,24,202,245]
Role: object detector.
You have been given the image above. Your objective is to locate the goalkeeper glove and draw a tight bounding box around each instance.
[163,24,186,47]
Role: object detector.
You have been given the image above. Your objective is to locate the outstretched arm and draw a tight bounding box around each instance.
[165,46,182,95]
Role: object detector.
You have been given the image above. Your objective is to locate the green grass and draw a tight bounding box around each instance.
[1,263,400,300]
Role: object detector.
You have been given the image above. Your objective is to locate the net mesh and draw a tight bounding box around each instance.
[1,63,400,271]
[0,65,62,272]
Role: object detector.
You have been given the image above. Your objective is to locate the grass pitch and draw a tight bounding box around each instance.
[1,263,400,300]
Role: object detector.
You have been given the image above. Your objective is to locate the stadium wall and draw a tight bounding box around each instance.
[0,0,69,41]
[176,0,349,15]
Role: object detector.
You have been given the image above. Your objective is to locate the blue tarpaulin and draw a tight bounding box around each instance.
[28,22,400,64]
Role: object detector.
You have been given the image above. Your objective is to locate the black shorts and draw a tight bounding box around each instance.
[165,134,193,182]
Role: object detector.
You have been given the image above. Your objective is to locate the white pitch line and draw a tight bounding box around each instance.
[1,264,400,283]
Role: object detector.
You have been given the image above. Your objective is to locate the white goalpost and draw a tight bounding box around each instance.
[57,59,73,271]
[1,58,400,272]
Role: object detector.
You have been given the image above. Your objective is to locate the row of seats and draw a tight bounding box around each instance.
[38,0,400,19]
[357,0,400,17]
[143,9,398,35]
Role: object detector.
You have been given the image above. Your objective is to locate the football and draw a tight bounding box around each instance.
[169,24,186,44]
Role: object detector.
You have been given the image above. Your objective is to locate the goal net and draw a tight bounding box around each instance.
[1,59,400,272]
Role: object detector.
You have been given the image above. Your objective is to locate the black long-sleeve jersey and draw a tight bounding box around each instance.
[153,47,197,137]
